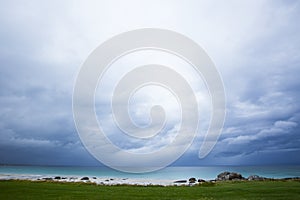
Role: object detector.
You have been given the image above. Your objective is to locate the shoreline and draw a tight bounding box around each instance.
[1,172,299,186]
[1,165,300,180]
[0,174,177,186]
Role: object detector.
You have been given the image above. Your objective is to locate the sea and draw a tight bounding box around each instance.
[1,165,300,180]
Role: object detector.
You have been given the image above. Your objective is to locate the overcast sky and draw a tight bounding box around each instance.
[0,0,300,167]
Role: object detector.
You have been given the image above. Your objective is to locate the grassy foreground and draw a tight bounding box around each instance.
[0,180,299,200]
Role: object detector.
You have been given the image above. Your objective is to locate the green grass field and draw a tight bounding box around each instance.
[0,180,299,200]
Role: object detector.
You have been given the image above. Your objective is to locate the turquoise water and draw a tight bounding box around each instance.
[0,165,299,180]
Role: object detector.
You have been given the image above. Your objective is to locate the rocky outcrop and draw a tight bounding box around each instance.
[81,177,89,180]
[189,177,197,183]
[174,180,187,183]
[42,177,53,181]
[216,171,244,181]
[247,175,265,181]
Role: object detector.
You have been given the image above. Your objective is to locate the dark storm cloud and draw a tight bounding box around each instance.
[0,1,96,165]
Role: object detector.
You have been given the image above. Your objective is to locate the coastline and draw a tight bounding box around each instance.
[1,165,300,186]
[1,172,299,186]
[0,174,177,186]
[1,165,300,180]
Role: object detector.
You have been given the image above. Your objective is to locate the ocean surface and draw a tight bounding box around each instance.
[1,165,300,180]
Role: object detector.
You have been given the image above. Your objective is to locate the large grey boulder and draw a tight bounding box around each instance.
[189,177,197,183]
[198,179,206,183]
[247,175,266,181]
[216,171,244,181]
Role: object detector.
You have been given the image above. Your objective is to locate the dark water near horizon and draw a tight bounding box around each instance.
[1,165,300,180]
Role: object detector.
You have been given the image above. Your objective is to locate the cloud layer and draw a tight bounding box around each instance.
[0,0,300,166]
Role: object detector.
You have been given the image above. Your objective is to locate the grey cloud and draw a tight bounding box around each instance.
[1,0,300,166]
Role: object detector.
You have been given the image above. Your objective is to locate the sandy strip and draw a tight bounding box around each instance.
[0,174,190,186]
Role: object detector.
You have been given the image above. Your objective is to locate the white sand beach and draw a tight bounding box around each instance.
[0,174,190,186]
